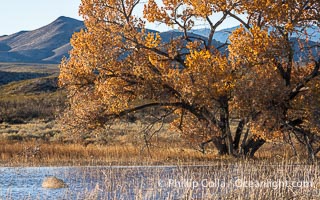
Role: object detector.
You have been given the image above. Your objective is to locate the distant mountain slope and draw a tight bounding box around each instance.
[191,26,319,61]
[0,16,84,64]
[190,26,240,43]
[160,30,224,50]
[0,16,317,64]
[191,25,320,43]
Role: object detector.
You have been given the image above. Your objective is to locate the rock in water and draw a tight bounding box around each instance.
[42,176,68,189]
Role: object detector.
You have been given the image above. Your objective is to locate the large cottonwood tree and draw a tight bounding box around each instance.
[59,0,319,160]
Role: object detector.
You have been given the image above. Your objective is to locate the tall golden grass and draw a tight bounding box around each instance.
[0,140,223,166]
[0,139,312,167]
[0,118,314,167]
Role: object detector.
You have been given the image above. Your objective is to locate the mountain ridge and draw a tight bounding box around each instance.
[191,26,319,61]
[0,16,84,64]
[0,16,224,64]
[191,25,320,43]
[0,16,318,64]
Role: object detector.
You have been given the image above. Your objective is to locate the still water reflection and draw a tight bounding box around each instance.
[0,166,209,199]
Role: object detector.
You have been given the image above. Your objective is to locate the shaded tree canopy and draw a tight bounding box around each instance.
[59,0,320,160]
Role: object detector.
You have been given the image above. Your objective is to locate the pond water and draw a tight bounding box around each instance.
[0,164,319,199]
[0,166,100,200]
[0,165,221,199]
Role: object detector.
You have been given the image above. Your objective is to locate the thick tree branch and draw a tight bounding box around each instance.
[226,10,250,30]
[206,12,227,48]
[100,101,204,123]
[289,58,320,100]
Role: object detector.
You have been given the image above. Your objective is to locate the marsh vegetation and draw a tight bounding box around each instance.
[1,162,320,199]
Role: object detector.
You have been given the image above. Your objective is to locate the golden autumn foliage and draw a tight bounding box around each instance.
[59,0,319,160]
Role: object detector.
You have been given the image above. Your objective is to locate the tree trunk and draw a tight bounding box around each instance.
[304,134,315,163]
[291,128,317,163]
[242,137,265,158]
[286,132,298,156]
[200,137,228,155]
[240,128,249,155]
[233,119,245,151]
[211,137,228,155]
[219,97,234,155]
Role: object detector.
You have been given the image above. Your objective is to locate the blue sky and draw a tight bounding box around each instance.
[0,0,82,35]
[0,0,243,35]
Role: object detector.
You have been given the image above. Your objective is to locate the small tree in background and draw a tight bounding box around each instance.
[59,0,319,160]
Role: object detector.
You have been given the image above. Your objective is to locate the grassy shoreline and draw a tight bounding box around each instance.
[0,120,316,167]
[0,139,316,167]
